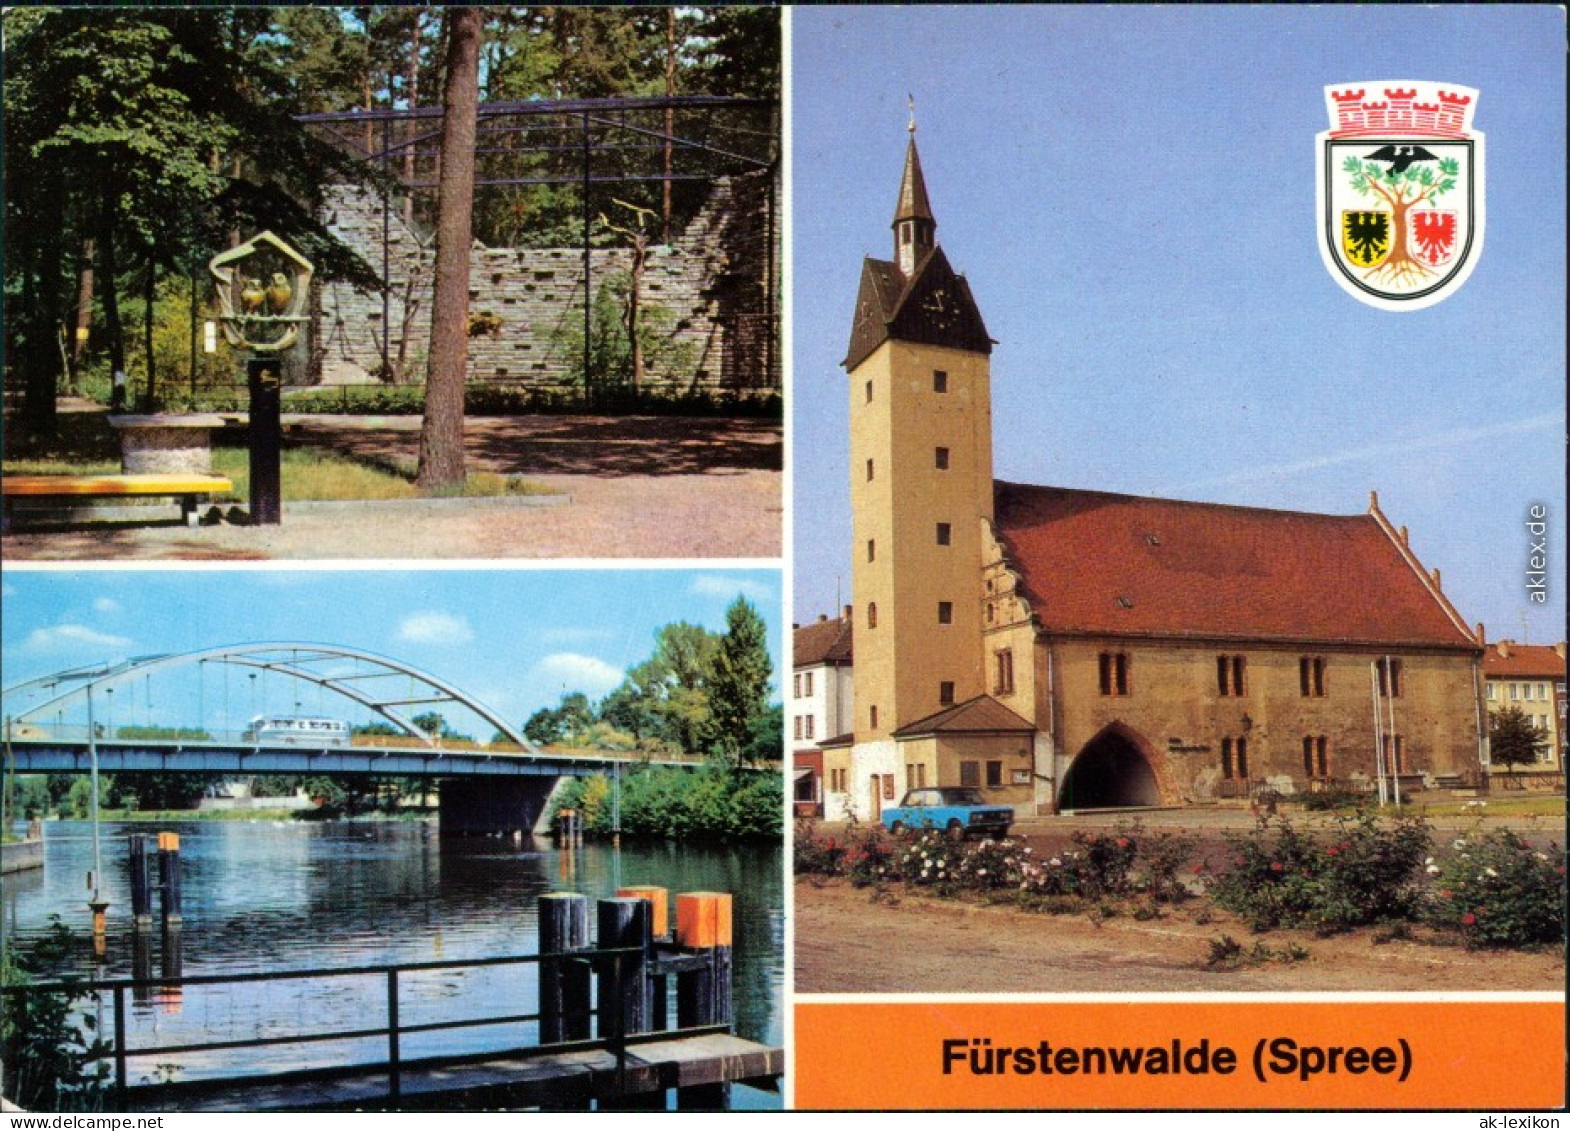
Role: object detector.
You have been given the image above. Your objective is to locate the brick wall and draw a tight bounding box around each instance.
[313,168,778,392]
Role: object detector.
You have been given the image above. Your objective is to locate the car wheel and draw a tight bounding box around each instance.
[889,820,905,835]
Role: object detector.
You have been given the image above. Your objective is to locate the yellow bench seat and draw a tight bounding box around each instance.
[2,473,234,528]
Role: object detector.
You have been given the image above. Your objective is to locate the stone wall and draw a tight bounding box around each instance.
[313,169,778,393]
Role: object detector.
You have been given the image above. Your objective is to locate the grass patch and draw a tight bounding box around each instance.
[4,445,559,503]
[1413,795,1565,819]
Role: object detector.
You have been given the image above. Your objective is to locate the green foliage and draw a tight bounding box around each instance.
[1210,814,1431,934]
[554,765,780,843]
[1489,706,1550,770]
[0,917,111,1111]
[708,597,774,768]
[1425,829,1566,949]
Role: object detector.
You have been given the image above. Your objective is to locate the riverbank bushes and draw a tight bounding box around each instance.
[794,815,1565,952]
[551,765,780,842]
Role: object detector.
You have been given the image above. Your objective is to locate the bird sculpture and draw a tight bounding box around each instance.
[265,272,293,315]
[239,277,266,315]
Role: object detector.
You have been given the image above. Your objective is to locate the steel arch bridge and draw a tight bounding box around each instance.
[2,641,533,751]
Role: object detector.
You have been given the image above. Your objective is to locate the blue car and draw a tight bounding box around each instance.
[881,787,1013,839]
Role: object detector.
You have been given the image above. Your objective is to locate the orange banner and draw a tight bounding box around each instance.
[794,1001,1565,1110]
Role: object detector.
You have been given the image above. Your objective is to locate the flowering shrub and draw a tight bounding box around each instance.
[793,820,847,875]
[1124,825,1198,903]
[1425,829,1566,949]
[894,829,974,892]
[844,827,899,887]
[1210,814,1430,933]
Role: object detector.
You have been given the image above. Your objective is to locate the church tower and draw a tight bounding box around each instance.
[843,124,996,804]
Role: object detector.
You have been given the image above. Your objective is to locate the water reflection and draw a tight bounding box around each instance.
[3,821,782,1108]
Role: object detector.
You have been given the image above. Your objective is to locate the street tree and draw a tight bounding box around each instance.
[1489,706,1549,772]
[708,596,773,768]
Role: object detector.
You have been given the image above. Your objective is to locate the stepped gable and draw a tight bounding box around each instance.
[992,482,1479,650]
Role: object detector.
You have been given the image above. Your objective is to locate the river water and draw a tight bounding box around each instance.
[2,819,783,1109]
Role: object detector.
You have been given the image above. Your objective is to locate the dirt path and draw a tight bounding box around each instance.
[793,879,1565,993]
[2,413,781,560]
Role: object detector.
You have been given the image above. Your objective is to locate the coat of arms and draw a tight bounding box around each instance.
[1316,82,1484,311]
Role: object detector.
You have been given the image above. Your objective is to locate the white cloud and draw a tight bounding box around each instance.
[689,574,775,605]
[534,653,625,696]
[24,624,133,653]
[396,612,475,645]
[93,597,121,614]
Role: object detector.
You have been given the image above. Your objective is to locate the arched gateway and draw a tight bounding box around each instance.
[1059,723,1166,810]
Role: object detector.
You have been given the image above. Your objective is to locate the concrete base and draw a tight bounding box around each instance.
[1,837,44,874]
[439,776,564,838]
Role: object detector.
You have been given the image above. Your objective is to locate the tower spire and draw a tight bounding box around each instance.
[893,105,935,276]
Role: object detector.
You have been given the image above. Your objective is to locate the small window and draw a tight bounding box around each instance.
[1236,736,1249,779]
[1300,656,1326,698]
[935,447,950,470]
[937,601,953,624]
[986,760,1003,788]
[995,649,1015,695]
[866,458,874,481]
[1486,682,1496,700]
[1377,657,1404,698]
[1221,737,1234,780]
[1509,683,1519,701]
[933,370,948,393]
[1217,655,1245,696]
[936,522,951,545]
[804,672,813,696]
[865,379,873,403]
[1098,651,1130,696]
[959,761,980,788]
[804,716,814,740]
[939,680,955,705]
[915,763,926,787]
[793,716,802,740]
[870,705,878,729]
[793,674,801,698]
[867,603,878,629]
[867,539,875,562]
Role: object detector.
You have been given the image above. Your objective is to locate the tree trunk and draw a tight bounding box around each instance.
[415,7,482,494]
[403,11,423,228]
[69,237,95,392]
[98,179,127,411]
[143,251,157,408]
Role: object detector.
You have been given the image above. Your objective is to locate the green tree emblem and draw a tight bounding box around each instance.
[1342,150,1459,288]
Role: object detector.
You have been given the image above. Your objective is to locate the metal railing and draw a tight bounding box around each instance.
[2,941,739,1110]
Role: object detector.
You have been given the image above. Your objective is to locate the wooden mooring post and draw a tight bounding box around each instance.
[157,832,183,927]
[535,888,742,1111]
[128,836,154,929]
[674,892,733,1110]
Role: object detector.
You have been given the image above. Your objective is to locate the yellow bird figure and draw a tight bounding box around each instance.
[239,277,266,315]
[265,272,293,315]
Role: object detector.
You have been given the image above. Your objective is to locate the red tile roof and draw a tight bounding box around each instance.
[1481,643,1566,679]
[794,615,853,668]
[893,695,1036,738]
[993,482,1478,650]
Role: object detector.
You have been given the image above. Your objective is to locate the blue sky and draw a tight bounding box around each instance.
[790,6,1566,643]
[0,569,782,737]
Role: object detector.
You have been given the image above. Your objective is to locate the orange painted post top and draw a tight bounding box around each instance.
[675,891,732,949]
[157,832,180,852]
[617,886,669,936]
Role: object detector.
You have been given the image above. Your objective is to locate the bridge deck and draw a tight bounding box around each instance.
[128,1033,782,1111]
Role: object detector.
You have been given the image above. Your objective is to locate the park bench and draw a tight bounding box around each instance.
[1,472,234,530]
